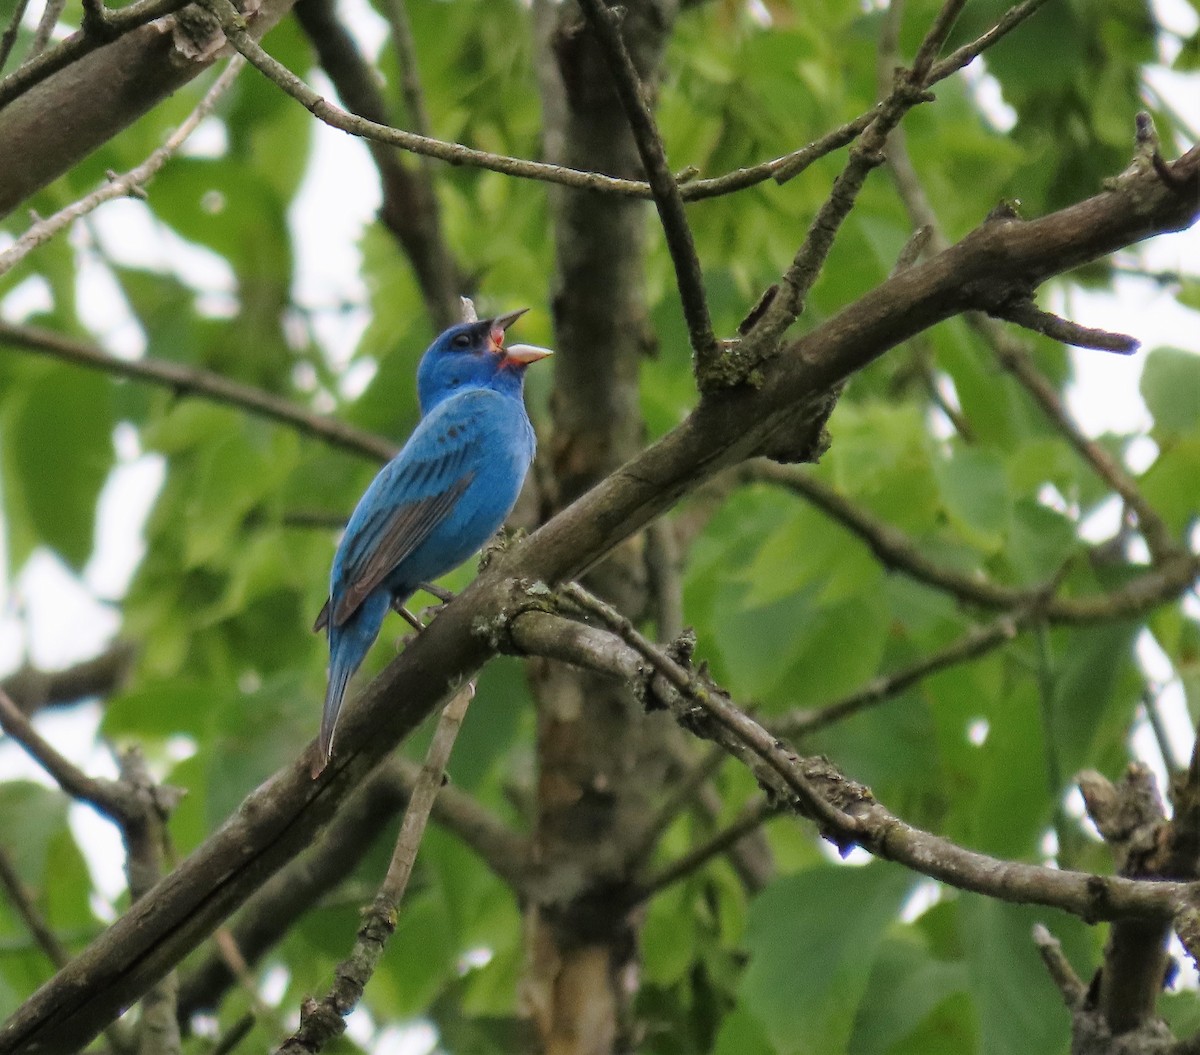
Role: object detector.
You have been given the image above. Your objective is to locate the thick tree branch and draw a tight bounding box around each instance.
[0,0,291,218]
[3,142,1196,1055]
[0,55,243,279]
[0,321,397,463]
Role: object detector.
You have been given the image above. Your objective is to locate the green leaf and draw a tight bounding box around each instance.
[7,363,114,568]
[849,936,966,1055]
[959,898,1089,1055]
[740,864,913,1054]
[1141,347,1200,434]
[933,447,1011,552]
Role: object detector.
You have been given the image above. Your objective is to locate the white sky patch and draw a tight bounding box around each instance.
[966,717,989,747]
[288,72,377,374]
[180,116,229,160]
[1,273,53,320]
[375,1021,441,1055]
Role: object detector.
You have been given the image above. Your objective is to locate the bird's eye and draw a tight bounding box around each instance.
[451,333,471,350]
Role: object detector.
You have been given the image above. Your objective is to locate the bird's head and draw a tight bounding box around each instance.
[417,309,553,413]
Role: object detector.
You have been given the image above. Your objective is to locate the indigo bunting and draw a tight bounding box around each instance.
[313,309,552,775]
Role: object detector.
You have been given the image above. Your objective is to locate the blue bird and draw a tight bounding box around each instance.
[313,308,552,775]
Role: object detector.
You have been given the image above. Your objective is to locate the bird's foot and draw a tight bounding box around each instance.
[418,582,456,604]
[391,599,426,632]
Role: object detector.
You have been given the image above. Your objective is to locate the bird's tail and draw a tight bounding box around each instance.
[313,658,354,778]
[312,591,390,778]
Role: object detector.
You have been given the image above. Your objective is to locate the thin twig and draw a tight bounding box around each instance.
[210,1013,254,1055]
[774,612,1022,736]
[0,321,397,463]
[0,689,130,821]
[559,583,859,834]
[1032,923,1087,1008]
[882,104,1181,565]
[119,747,183,1055]
[929,0,1054,81]
[0,0,31,74]
[277,682,475,1054]
[628,744,726,863]
[506,606,1200,922]
[636,798,778,901]
[990,299,1139,354]
[28,0,66,57]
[378,0,433,143]
[0,847,69,968]
[575,0,717,371]
[195,0,1036,212]
[982,316,1180,562]
[0,56,243,279]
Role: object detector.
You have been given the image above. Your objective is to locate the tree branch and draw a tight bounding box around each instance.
[277,683,474,1054]
[0,55,243,280]
[635,799,778,901]
[575,0,717,372]
[883,110,1184,564]
[1,642,137,718]
[773,611,1022,737]
[0,0,32,75]
[3,140,1196,1055]
[742,460,1199,624]
[0,321,397,463]
[504,602,1200,923]
[292,0,461,331]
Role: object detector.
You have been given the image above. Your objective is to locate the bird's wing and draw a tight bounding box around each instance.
[316,408,486,631]
[312,480,472,631]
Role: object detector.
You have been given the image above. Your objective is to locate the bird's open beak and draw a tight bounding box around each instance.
[489,308,529,353]
[503,343,554,365]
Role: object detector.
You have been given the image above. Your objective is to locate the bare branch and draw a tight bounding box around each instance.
[0,321,397,463]
[882,111,1183,564]
[1032,923,1086,1009]
[0,847,69,970]
[928,0,1054,81]
[504,604,1200,923]
[0,0,192,110]
[178,752,527,1023]
[0,55,243,279]
[575,0,717,372]
[637,798,779,901]
[0,0,32,74]
[278,682,475,1054]
[990,299,1139,354]
[28,0,67,58]
[1,642,137,717]
[0,689,130,822]
[774,612,1022,737]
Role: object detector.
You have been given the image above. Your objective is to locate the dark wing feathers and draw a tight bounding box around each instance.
[330,473,474,627]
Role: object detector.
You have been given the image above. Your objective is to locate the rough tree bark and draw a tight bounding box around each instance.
[524,2,677,1051]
